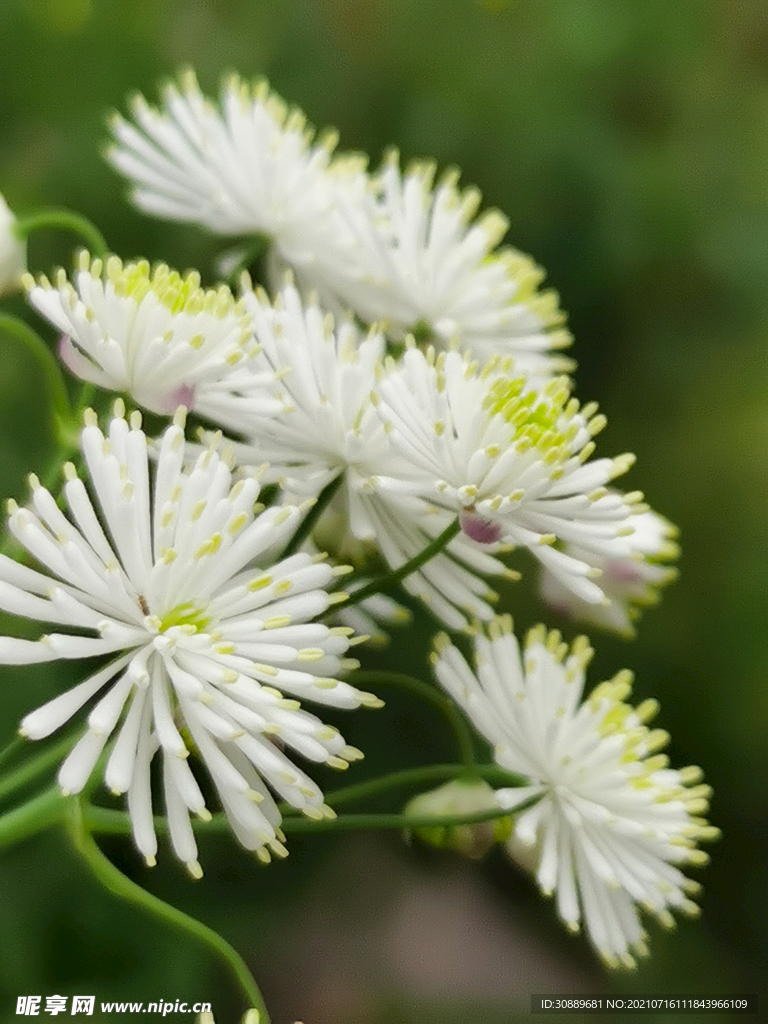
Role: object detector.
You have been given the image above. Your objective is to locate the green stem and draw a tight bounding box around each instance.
[0,734,75,802]
[84,798,521,839]
[0,376,92,558]
[15,209,108,259]
[0,314,72,427]
[352,669,477,772]
[0,786,65,849]
[281,804,517,834]
[331,517,461,611]
[75,382,96,413]
[83,763,531,837]
[0,735,24,771]
[67,798,269,1023]
[220,235,272,285]
[280,474,342,560]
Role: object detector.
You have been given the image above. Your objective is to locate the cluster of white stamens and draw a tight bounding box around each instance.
[0,75,702,977]
[0,405,381,873]
[107,74,572,380]
[433,617,718,967]
[372,346,642,606]
[107,70,346,267]
[25,252,281,427]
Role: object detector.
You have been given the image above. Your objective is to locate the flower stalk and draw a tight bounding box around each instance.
[330,517,461,611]
[14,208,108,259]
[352,669,477,772]
[0,314,72,430]
[67,797,270,1024]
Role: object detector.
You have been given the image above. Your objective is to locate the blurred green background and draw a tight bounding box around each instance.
[0,0,766,1021]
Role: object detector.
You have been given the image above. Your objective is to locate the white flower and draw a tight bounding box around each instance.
[540,509,679,636]
[220,280,513,631]
[298,152,573,380]
[25,252,281,426]
[0,406,381,874]
[106,70,571,379]
[432,618,718,967]
[0,193,26,297]
[372,345,643,606]
[232,277,393,495]
[106,70,346,268]
[332,581,411,648]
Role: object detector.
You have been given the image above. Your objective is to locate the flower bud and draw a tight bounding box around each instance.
[405,778,510,860]
[0,194,26,297]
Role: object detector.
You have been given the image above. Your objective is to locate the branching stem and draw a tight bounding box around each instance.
[330,517,461,611]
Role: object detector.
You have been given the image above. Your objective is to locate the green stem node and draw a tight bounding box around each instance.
[321,762,529,809]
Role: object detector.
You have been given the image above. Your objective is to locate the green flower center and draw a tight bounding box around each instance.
[483,376,572,449]
[158,601,211,634]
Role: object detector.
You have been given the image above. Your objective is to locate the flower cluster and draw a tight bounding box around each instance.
[106,70,571,381]
[0,69,713,979]
[432,617,718,967]
[0,405,377,875]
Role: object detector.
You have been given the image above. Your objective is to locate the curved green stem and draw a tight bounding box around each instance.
[15,209,108,259]
[330,517,461,611]
[0,785,65,850]
[281,474,342,560]
[67,797,269,1023]
[0,376,92,559]
[0,733,75,802]
[352,669,477,772]
[0,314,72,427]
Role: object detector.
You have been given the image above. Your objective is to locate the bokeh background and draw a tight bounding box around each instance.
[0,0,766,1021]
